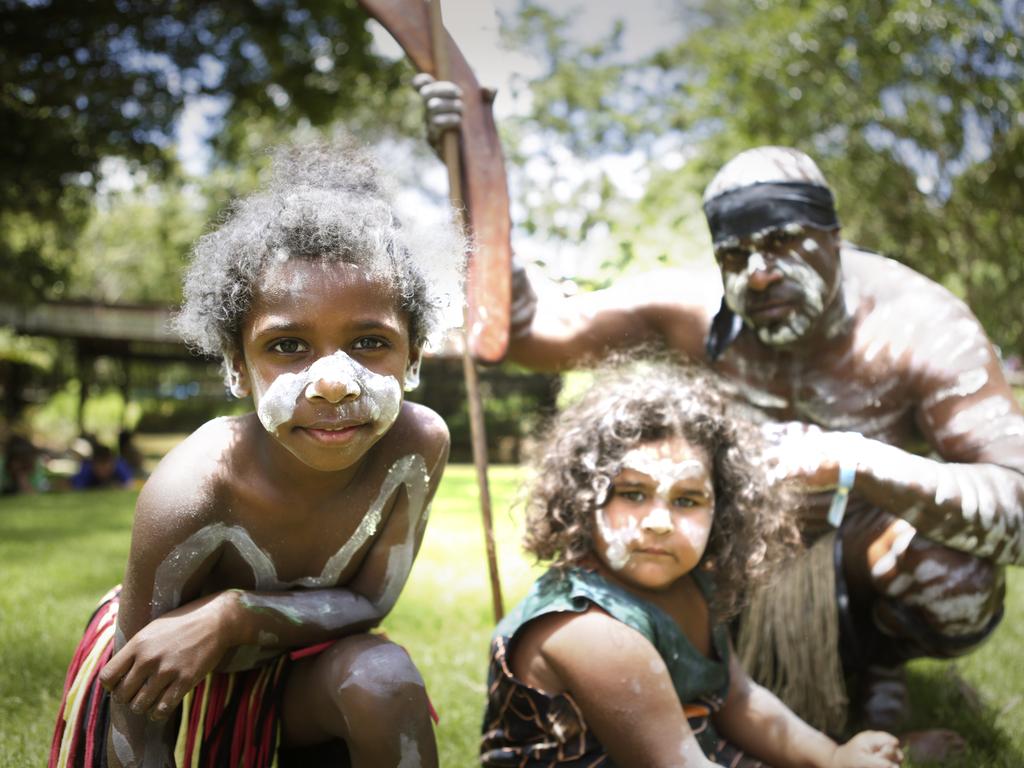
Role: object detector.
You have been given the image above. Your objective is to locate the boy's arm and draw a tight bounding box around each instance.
[220,430,450,660]
[537,608,722,767]
[103,414,449,724]
[714,643,901,768]
[100,472,227,766]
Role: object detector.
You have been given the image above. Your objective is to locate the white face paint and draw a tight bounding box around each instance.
[722,243,832,347]
[619,449,709,499]
[403,351,423,392]
[595,443,713,572]
[224,359,249,399]
[254,350,402,438]
[596,505,639,570]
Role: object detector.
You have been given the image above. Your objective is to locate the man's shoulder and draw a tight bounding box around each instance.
[843,245,976,321]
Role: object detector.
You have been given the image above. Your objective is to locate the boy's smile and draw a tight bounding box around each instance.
[592,437,715,591]
[231,259,415,473]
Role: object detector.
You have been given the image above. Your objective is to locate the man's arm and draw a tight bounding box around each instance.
[506,265,718,371]
[414,75,717,371]
[857,338,1024,564]
[767,305,1024,564]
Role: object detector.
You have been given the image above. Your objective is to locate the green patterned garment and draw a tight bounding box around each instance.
[481,567,766,767]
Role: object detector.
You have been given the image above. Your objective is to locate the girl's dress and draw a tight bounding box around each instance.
[481,567,768,767]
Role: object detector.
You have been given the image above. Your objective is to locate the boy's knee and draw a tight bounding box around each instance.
[325,635,428,728]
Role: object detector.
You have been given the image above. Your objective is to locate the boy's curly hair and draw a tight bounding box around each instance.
[175,138,465,371]
[523,358,802,620]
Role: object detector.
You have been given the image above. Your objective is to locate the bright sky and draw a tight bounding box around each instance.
[171,1,692,281]
[368,0,694,280]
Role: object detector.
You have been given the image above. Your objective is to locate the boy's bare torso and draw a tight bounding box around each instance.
[133,402,444,617]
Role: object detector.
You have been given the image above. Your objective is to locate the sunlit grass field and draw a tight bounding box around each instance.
[1,465,1022,766]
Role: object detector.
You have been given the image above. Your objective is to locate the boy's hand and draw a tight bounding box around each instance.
[830,730,903,768]
[100,592,238,720]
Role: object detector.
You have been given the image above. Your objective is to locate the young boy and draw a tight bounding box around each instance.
[50,140,463,768]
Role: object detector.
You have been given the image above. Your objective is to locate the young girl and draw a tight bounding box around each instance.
[481,361,902,767]
[50,139,463,768]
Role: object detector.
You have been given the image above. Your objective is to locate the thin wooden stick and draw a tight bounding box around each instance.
[427,0,504,622]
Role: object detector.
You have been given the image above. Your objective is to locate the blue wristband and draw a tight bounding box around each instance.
[827,463,856,528]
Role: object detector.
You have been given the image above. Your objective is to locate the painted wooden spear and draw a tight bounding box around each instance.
[355,0,510,621]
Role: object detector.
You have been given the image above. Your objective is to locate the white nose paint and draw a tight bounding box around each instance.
[303,352,363,401]
[641,506,673,534]
[255,351,402,437]
[747,252,769,273]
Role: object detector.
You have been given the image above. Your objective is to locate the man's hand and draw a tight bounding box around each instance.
[100,592,238,720]
[761,421,867,491]
[829,730,903,768]
[412,73,463,149]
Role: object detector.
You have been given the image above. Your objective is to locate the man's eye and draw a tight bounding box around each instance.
[716,249,748,269]
[270,339,306,354]
[767,232,797,250]
[353,337,389,351]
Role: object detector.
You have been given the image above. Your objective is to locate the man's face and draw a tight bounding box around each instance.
[713,224,841,347]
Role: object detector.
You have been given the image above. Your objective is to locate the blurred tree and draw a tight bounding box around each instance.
[504,0,1024,355]
[0,0,416,304]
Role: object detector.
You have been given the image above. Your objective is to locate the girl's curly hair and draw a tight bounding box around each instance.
[523,358,802,620]
[175,137,465,375]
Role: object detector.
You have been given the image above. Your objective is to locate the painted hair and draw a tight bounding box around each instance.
[175,138,465,368]
[523,358,801,619]
[703,145,830,202]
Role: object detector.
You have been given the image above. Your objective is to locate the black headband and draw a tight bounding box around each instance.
[703,181,839,244]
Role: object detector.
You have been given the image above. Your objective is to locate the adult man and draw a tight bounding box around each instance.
[506,144,1024,732]
[418,74,1023,737]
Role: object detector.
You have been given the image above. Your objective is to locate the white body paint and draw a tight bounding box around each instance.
[703,146,829,201]
[151,454,430,617]
[870,519,916,580]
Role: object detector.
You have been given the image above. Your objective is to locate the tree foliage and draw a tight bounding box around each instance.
[0,0,415,304]
[506,0,1024,355]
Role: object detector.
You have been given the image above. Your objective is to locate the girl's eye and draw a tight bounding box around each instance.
[618,490,646,502]
[672,496,698,508]
[353,337,389,351]
[270,339,307,354]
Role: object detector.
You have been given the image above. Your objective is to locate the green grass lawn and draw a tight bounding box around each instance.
[2,465,1022,766]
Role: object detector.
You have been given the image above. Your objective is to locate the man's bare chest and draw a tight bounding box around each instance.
[715,350,917,441]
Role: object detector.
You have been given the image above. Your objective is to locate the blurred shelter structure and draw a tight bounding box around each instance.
[0,299,557,463]
[0,300,193,431]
